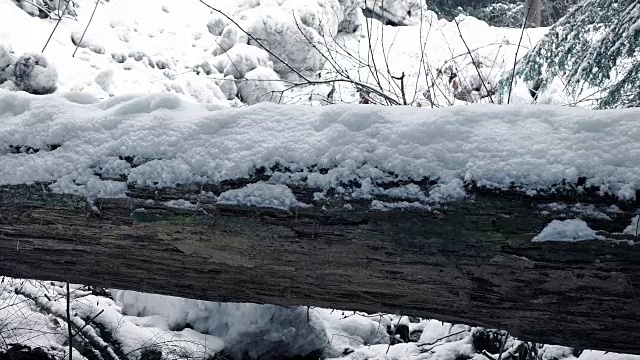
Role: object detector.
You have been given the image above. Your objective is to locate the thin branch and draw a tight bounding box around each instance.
[42,0,72,53]
[417,329,468,348]
[497,331,509,360]
[391,72,407,105]
[66,282,72,360]
[71,309,104,339]
[72,0,99,57]
[454,20,495,103]
[507,0,534,104]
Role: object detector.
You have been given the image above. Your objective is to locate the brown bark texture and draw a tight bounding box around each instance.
[0,183,638,354]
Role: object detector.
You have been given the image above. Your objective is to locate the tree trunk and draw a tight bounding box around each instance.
[524,0,542,27]
[0,184,638,354]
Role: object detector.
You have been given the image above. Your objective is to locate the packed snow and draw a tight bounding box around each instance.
[0,91,638,206]
[532,219,605,242]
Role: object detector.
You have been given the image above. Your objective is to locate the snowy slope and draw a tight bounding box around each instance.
[0,0,547,106]
[0,91,639,204]
[0,0,234,104]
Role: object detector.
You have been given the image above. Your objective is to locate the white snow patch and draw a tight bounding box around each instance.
[623,215,639,236]
[164,199,198,210]
[532,219,605,242]
[371,200,430,211]
[217,182,308,210]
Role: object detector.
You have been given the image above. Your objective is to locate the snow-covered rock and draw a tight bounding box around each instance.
[215,43,273,78]
[237,66,285,104]
[214,24,244,55]
[218,74,238,100]
[207,14,231,36]
[6,52,58,95]
[242,0,343,73]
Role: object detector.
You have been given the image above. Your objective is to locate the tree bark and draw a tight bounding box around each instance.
[524,0,542,27]
[0,184,638,354]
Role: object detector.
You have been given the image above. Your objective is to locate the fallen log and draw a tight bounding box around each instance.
[1,92,640,354]
[0,183,638,354]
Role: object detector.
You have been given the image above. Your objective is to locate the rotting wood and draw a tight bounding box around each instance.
[0,183,638,354]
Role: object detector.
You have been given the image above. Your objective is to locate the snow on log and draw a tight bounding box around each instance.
[0,92,639,354]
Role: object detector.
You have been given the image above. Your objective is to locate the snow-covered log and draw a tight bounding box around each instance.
[0,92,639,354]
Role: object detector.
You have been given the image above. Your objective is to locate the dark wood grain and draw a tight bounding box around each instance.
[0,184,638,354]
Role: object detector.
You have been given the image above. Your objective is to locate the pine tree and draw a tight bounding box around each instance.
[427,0,578,27]
[498,0,640,108]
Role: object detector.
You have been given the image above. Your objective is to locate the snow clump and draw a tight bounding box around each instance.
[0,50,57,95]
[237,66,285,104]
[217,182,308,210]
[532,219,605,242]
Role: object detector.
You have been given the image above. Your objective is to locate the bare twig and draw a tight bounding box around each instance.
[72,0,99,57]
[71,309,104,339]
[42,0,72,53]
[66,282,72,360]
[507,0,534,104]
[391,72,407,105]
[454,20,495,103]
[417,329,468,347]
[497,331,509,360]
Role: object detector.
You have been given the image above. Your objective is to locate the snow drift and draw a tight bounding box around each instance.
[0,90,638,205]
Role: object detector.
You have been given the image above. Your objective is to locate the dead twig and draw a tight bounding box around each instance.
[66,282,73,360]
[72,0,99,57]
[454,20,495,103]
[42,0,72,53]
[507,0,534,104]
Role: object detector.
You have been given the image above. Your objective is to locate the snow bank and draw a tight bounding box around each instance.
[532,219,605,242]
[1,91,639,204]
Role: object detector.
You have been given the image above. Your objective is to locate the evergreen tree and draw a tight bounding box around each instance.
[498,0,640,108]
[428,0,578,27]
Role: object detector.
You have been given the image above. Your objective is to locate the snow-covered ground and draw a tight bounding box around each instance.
[0,0,548,107]
[2,278,639,360]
